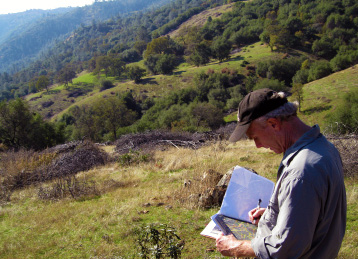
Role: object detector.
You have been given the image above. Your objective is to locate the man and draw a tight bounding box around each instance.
[216,88,346,258]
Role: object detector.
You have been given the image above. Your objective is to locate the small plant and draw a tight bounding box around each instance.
[135,223,184,259]
[117,150,151,166]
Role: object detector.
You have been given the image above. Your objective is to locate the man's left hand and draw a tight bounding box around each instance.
[216,233,256,257]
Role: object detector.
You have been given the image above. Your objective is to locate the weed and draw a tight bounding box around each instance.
[135,223,184,259]
[117,150,152,166]
[37,175,100,201]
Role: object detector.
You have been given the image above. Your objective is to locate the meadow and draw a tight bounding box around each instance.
[0,135,357,258]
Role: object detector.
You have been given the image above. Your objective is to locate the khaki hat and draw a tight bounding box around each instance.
[229,88,287,142]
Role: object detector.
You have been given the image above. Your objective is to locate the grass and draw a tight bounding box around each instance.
[295,64,358,129]
[0,140,356,258]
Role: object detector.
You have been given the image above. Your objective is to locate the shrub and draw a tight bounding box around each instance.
[253,78,287,92]
[100,79,114,91]
[307,61,332,82]
[37,175,100,201]
[117,150,152,166]
[135,223,184,259]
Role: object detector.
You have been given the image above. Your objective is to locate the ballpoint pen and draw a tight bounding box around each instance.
[254,199,262,224]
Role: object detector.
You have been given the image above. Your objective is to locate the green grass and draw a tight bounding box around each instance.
[0,136,357,258]
[293,64,358,129]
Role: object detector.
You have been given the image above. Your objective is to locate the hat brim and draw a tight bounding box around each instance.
[228,123,250,142]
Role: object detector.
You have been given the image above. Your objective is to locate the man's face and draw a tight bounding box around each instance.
[246,119,283,154]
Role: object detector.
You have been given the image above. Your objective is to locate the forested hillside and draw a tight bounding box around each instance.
[1,0,358,150]
[0,0,173,74]
[0,8,72,45]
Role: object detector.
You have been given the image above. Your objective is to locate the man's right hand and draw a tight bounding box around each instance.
[248,207,266,225]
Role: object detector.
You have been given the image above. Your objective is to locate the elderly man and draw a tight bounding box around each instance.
[216,88,346,258]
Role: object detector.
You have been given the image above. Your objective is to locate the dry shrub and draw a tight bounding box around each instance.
[114,130,221,154]
[173,168,226,209]
[0,149,56,203]
[37,175,100,201]
[325,124,358,178]
[45,140,108,180]
[327,135,358,178]
[0,141,109,203]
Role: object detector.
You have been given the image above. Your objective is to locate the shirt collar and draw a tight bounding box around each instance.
[277,125,321,178]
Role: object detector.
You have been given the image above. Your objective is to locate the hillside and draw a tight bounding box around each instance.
[298,64,358,129]
[25,41,278,120]
[166,3,234,38]
[0,0,172,73]
[0,8,73,45]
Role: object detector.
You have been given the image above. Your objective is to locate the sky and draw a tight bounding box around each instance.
[0,0,95,15]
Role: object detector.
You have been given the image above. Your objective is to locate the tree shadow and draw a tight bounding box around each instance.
[174,70,185,75]
[228,55,244,62]
[302,105,332,115]
[138,78,159,85]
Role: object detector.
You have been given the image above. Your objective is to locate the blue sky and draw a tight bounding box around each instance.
[0,0,94,15]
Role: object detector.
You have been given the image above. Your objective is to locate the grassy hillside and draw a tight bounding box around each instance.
[26,42,292,121]
[297,64,358,129]
[166,3,234,38]
[0,138,357,258]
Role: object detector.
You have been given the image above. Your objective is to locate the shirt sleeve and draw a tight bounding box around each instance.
[251,172,322,259]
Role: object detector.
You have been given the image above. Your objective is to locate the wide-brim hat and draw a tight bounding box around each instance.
[229,88,287,142]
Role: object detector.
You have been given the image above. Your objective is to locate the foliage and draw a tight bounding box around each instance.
[117,150,152,166]
[0,98,63,150]
[36,75,50,92]
[307,60,332,82]
[253,78,287,92]
[69,97,137,141]
[127,65,146,83]
[291,83,303,112]
[57,66,76,87]
[135,223,184,259]
[256,57,303,86]
[327,89,358,134]
[99,79,115,91]
[189,43,211,67]
[211,36,231,62]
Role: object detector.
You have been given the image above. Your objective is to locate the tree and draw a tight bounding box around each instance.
[95,56,112,77]
[0,98,62,150]
[190,102,223,129]
[110,58,125,78]
[58,66,76,87]
[127,65,146,83]
[36,75,50,92]
[189,43,211,66]
[291,83,304,112]
[93,97,136,140]
[211,37,231,62]
[144,37,171,58]
[155,54,178,75]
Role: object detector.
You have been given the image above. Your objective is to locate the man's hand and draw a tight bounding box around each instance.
[248,207,266,225]
[216,233,256,257]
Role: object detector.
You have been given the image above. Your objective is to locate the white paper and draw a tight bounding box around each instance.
[218,166,275,223]
[200,219,222,239]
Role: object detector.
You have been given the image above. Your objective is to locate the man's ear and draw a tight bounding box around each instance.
[266,118,281,131]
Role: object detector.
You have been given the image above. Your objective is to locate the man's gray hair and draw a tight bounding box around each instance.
[256,92,298,124]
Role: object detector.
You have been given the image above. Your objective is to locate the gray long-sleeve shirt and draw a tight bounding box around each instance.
[251,125,347,259]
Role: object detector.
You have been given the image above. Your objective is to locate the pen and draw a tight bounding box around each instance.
[254,199,262,224]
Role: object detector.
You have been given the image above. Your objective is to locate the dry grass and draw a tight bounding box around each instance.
[0,139,356,258]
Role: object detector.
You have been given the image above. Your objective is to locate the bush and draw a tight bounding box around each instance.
[100,79,114,91]
[253,78,287,92]
[326,89,358,134]
[307,61,332,82]
[117,150,152,166]
[135,223,184,259]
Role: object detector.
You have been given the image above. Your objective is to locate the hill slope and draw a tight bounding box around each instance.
[0,0,172,73]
